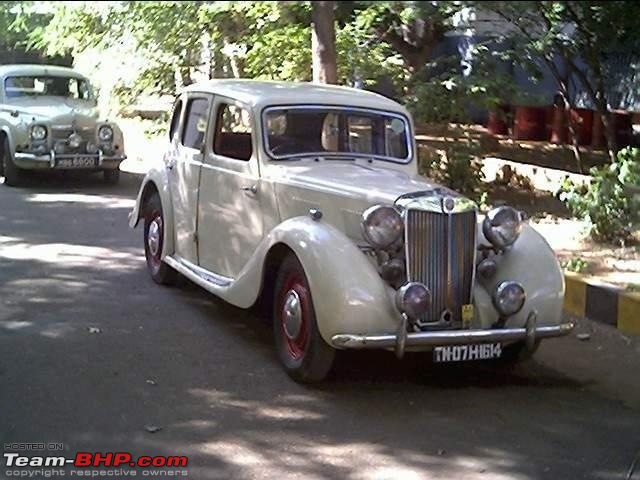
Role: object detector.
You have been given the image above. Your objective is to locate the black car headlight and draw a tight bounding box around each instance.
[361,205,403,249]
[482,206,525,250]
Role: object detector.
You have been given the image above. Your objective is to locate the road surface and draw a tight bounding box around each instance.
[0,171,638,480]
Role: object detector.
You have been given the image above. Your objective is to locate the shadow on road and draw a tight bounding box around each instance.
[0,171,638,480]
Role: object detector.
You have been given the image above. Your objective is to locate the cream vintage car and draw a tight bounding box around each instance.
[129,80,573,382]
[0,64,125,186]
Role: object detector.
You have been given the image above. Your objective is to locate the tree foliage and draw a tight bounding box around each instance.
[482,1,640,161]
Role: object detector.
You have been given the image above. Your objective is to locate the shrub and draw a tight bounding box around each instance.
[559,147,640,245]
[417,128,486,198]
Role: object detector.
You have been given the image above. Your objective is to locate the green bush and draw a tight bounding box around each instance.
[559,147,640,245]
[417,128,486,198]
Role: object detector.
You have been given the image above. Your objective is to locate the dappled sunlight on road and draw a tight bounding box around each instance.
[0,236,142,270]
[26,192,136,209]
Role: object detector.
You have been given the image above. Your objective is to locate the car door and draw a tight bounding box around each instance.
[167,94,211,264]
[197,97,263,279]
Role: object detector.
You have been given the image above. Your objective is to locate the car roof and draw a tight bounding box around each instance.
[0,64,88,80]
[182,79,408,115]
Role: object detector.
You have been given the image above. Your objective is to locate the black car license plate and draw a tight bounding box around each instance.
[433,343,502,363]
[56,157,97,169]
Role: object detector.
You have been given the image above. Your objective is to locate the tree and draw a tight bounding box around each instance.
[311,1,337,84]
[359,1,457,76]
[483,1,640,163]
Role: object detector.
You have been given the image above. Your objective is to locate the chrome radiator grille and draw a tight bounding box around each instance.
[405,209,476,327]
[51,127,94,141]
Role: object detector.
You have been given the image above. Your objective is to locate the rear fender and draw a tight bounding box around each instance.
[128,164,174,259]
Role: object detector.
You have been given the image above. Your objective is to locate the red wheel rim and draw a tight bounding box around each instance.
[146,212,163,274]
[278,271,311,360]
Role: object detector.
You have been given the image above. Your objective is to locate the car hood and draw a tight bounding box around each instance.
[274,161,474,240]
[5,97,98,124]
[276,161,459,204]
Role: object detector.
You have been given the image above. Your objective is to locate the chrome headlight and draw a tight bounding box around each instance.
[482,206,525,249]
[493,281,526,317]
[396,282,431,319]
[98,125,113,142]
[361,205,403,248]
[30,125,47,141]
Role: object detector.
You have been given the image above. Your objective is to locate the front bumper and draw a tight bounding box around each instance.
[14,150,126,170]
[331,311,574,358]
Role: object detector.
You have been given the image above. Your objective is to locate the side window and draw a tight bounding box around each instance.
[213,103,253,161]
[169,100,182,140]
[181,98,209,149]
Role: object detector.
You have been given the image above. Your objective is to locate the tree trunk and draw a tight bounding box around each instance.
[311,1,337,84]
[544,56,584,172]
[594,73,617,162]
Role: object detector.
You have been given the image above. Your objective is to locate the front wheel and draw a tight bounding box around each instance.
[143,193,177,285]
[273,253,335,383]
[2,141,24,187]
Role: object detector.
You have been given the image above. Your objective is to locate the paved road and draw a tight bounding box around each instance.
[1,172,639,480]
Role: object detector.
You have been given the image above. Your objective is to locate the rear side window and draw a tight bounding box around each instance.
[213,104,253,161]
[169,100,182,139]
[181,98,210,149]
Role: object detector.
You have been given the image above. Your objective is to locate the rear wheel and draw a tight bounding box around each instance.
[103,169,120,185]
[2,141,24,187]
[273,253,335,383]
[143,193,177,285]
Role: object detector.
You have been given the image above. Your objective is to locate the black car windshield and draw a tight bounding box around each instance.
[4,75,93,100]
[264,107,410,162]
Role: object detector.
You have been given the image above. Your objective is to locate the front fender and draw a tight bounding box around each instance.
[474,223,565,329]
[226,216,401,345]
[128,163,174,259]
[0,123,23,154]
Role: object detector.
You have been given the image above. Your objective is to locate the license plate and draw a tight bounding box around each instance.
[433,343,502,363]
[56,157,97,169]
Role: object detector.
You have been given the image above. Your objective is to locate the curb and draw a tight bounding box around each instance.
[564,272,640,335]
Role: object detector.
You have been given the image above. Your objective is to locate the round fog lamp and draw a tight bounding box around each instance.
[53,141,66,155]
[493,281,526,317]
[395,282,431,319]
[86,142,99,154]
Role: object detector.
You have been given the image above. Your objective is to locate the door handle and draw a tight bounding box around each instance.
[166,160,176,170]
[242,185,258,195]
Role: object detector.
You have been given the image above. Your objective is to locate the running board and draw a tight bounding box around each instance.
[164,256,233,290]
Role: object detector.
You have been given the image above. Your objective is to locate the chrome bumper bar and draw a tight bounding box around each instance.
[331,311,574,357]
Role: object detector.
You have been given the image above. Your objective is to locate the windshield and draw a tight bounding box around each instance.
[263,106,411,162]
[4,75,93,100]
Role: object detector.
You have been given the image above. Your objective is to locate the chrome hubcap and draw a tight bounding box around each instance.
[282,290,302,340]
[147,218,161,257]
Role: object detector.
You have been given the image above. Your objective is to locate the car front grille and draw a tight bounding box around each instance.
[405,209,477,328]
[51,127,95,153]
